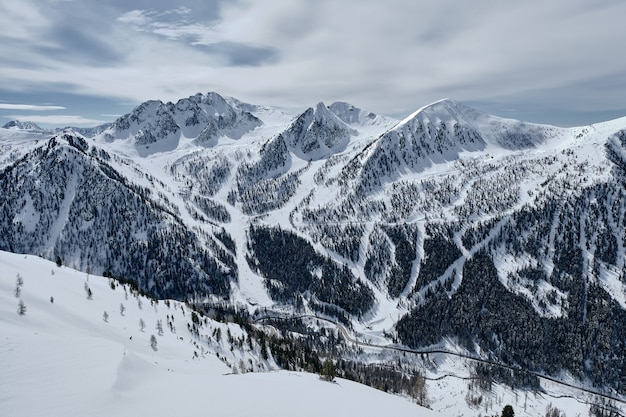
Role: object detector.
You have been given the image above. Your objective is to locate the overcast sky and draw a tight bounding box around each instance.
[1,0,626,127]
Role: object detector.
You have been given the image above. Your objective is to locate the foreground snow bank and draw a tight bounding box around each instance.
[0,251,436,417]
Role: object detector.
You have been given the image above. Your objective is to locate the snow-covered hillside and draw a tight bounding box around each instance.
[4,91,626,401]
[0,250,437,417]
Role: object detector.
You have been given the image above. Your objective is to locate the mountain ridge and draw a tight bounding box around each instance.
[3,92,626,394]
[2,119,48,132]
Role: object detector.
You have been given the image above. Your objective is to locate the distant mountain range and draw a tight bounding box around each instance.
[3,91,626,394]
[2,120,47,131]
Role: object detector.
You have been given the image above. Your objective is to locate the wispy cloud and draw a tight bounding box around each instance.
[0,103,66,111]
[116,7,279,66]
[4,115,108,126]
[117,8,219,44]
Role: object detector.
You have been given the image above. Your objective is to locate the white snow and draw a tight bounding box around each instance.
[0,250,438,417]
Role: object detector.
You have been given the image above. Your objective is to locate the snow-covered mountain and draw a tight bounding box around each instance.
[278,102,357,161]
[2,119,48,132]
[0,133,235,300]
[4,91,626,401]
[104,92,262,154]
[329,101,388,126]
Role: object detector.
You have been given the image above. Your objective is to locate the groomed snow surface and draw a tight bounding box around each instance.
[0,251,435,417]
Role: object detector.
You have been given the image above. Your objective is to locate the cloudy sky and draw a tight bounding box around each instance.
[1,0,626,127]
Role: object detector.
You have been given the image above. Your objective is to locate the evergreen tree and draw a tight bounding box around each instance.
[320,358,336,382]
[14,274,23,298]
[17,299,26,315]
[502,405,514,417]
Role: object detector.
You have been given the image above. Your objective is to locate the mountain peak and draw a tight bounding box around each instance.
[347,99,487,191]
[314,101,330,114]
[176,91,229,110]
[396,98,562,150]
[2,119,47,131]
[328,101,395,129]
[397,98,478,128]
[105,92,261,153]
[278,102,357,160]
[313,102,350,125]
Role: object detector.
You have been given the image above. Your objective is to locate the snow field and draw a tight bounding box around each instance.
[0,251,436,417]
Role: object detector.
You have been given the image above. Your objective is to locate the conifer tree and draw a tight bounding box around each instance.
[17,299,26,316]
[320,358,336,382]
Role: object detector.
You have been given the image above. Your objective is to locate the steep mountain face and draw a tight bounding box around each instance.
[0,133,235,299]
[231,103,358,216]
[173,92,263,144]
[347,100,487,192]
[279,102,357,161]
[3,94,626,392]
[105,92,262,153]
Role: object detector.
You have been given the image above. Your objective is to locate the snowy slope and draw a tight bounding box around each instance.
[0,250,439,417]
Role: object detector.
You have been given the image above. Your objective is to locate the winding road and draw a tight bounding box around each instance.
[254,312,626,408]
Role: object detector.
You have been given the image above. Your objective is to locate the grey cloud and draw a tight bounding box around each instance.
[461,72,626,126]
[36,26,123,64]
[114,5,281,67]
[0,1,126,66]
[195,42,280,67]
[413,4,480,45]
